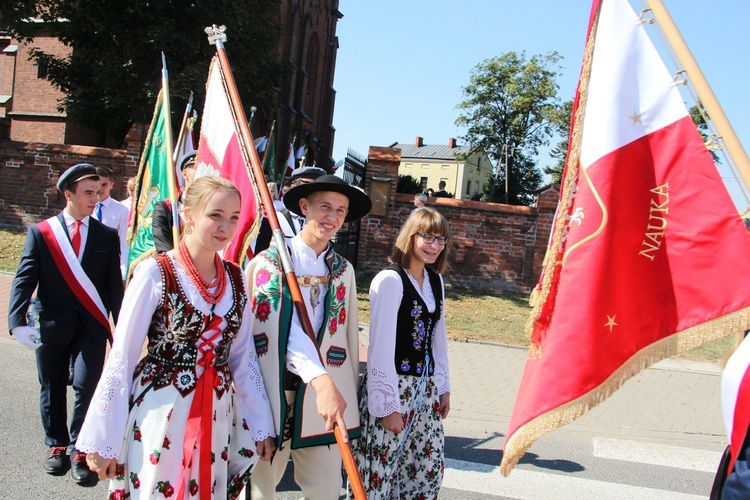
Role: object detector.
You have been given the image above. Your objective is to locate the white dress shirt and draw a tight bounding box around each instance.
[284,234,330,383]
[93,196,130,278]
[62,210,90,262]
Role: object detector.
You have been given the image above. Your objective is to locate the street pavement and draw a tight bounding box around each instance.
[0,271,728,498]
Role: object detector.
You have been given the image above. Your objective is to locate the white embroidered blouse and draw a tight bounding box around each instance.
[76,253,275,459]
[366,267,451,418]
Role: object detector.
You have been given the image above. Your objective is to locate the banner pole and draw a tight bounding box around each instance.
[646,0,750,192]
[161,53,179,248]
[204,25,366,499]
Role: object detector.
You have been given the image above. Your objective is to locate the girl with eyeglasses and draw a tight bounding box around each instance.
[353,207,452,498]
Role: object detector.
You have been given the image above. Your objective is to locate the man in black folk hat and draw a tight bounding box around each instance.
[7,163,124,484]
[245,175,371,498]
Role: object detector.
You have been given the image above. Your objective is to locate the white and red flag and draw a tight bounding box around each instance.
[501,0,750,475]
[195,56,262,264]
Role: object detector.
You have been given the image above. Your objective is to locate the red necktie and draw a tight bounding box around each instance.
[71,220,82,257]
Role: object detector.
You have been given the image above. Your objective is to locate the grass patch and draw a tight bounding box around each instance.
[0,226,25,273]
[356,271,732,364]
[356,272,531,345]
[0,230,734,364]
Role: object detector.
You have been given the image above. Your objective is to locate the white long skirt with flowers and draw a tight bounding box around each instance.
[107,374,259,500]
[353,373,445,499]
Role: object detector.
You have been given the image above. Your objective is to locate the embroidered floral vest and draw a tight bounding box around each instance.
[389,264,443,377]
[132,254,246,401]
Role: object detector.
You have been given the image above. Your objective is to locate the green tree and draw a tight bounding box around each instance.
[397,174,423,194]
[456,51,563,205]
[690,104,721,164]
[1,0,283,147]
[543,99,573,188]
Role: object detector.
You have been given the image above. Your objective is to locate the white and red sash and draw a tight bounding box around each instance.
[722,335,750,473]
[38,216,112,340]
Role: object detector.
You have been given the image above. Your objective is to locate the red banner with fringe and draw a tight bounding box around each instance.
[501,0,750,475]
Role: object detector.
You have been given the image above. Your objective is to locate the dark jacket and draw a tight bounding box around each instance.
[152,199,176,253]
[8,213,124,344]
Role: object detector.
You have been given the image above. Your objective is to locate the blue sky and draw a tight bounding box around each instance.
[330,0,750,210]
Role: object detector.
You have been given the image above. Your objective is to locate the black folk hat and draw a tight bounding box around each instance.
[57,163,99,193]
[283,174,372,222]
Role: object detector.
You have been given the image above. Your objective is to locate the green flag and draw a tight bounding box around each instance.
[126,89,171,278]
[262,122,277,184]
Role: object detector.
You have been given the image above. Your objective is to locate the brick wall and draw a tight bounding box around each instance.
[0,124,143,227]
[358,146,558,297]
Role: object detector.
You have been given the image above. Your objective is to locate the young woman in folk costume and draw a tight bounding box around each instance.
[354,207,452,499]
[77,176,275,499]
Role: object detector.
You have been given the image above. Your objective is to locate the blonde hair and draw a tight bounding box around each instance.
[183,176,241,214]
[126,176,137,193]
[267,181,279,200]
[390,207,451,274]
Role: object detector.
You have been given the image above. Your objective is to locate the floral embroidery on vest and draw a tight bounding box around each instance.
[132,254,246,399]
[253,247,284,320]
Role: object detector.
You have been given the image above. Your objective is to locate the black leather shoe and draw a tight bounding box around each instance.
[43,446,68,474]
[70,453,92,484]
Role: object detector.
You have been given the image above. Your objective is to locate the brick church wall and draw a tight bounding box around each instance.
[357,146,558,297]
[0,124,143,227]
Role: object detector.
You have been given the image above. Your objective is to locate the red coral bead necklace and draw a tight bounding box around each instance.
[178,240,226,305]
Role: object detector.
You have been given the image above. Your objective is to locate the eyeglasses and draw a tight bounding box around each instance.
[417,232,449,245]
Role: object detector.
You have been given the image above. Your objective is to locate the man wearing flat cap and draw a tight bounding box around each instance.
[8,163,124,484]
[246,175,371,498]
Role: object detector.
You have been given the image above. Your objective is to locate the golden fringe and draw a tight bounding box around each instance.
[500,306,750,476]
[125,247,156,286]
[524,10,599,344]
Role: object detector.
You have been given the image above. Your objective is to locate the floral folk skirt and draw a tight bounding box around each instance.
[352,373,445,499]
[107,372,259,499]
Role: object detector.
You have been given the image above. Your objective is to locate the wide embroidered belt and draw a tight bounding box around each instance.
[296,275,329,287]
[147,347,229,368]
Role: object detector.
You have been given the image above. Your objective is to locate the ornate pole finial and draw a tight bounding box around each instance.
[205,25,227,45]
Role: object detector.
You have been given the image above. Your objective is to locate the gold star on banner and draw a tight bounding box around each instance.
[605,315,618,332]
[629,111,644,124]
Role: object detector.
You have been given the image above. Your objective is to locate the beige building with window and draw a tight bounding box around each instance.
[392,136,494,199]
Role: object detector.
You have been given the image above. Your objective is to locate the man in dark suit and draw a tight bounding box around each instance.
[8,163,124,484]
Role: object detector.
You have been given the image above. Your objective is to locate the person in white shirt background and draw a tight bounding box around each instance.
[93,166,130,280]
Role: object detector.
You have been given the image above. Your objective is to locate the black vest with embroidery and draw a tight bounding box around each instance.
[390,264,443,377]
[132,254,246,401]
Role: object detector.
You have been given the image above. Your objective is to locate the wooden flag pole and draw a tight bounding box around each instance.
[646,0,750,193]
[161,53,179,249]
[204,25,366,500]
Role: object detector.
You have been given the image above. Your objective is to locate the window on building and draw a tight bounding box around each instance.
[37,58,48,79]
[405,163,413,168]
[467,180,472,195]
[421,164,429,169]
[441,164,450,169]
[420,177,428,190]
